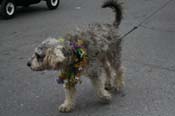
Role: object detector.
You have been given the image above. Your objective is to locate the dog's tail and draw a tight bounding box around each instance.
[102,0,123,27]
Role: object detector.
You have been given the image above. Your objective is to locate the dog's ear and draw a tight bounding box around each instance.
[54,46,65,62]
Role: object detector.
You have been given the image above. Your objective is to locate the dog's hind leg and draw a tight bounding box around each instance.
[90,76,112,103]
[113,65,125,92]
[58,86,76,112]
[102,59,113,90]
[88,63,112,103]
[104,60,125,92]
[107,41,125,92]
[107,52,125,92]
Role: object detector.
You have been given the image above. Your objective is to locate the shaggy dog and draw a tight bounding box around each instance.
[27,0,125,112]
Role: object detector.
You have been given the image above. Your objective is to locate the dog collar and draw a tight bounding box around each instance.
[56,39,88,88]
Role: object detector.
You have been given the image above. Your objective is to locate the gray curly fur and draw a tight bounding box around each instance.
[31,0,123,81]
[62,23,122,72]
[28,0,124,112]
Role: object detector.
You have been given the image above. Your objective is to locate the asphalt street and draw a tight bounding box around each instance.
[0,0,175,116]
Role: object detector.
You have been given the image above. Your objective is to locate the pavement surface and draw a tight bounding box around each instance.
[0,0,175,116]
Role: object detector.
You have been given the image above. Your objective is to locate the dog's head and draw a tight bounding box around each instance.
[27,38,66,71]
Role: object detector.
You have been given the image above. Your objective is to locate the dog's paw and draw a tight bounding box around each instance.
[58,103,73,113]
[114,80,125,92]
[99,90,112,104]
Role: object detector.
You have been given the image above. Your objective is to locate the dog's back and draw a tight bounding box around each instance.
[67,0,123,60]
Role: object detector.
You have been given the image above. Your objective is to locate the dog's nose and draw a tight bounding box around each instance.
[27,62,31,67]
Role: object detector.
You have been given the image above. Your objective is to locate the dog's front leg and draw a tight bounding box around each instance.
[59,85,76,112]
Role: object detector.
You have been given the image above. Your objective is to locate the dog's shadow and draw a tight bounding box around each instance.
[76,90,126,112]
[57,79,126,114]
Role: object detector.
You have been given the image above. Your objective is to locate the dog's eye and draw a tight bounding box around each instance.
[35,53,45,61]
[35,53,41,58]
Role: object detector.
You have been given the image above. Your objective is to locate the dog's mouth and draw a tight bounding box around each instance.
[27,61,44,71]
[30,67,43,71]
